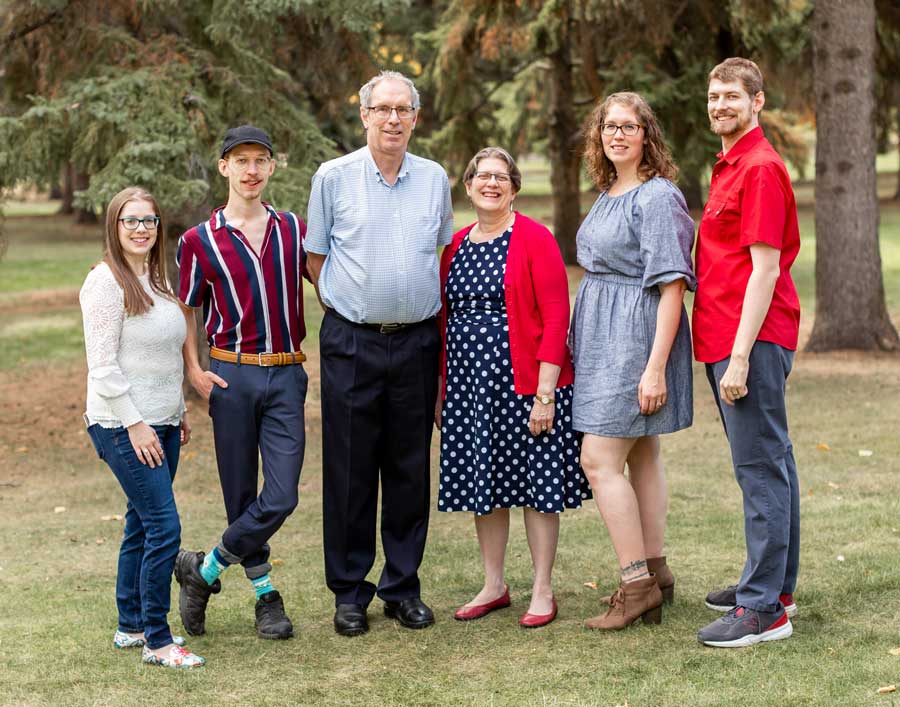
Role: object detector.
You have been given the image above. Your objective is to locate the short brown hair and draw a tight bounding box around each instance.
[708,57,764,97]
[462,147,522,193]
[582,92,678,192]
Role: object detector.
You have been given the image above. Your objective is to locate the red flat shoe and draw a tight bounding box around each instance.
[519,596,558,628]
[454,586,511,621]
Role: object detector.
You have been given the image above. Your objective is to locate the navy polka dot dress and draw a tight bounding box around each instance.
[439,227,591,515]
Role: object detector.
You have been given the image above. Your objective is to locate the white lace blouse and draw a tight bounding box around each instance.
[80,263,186,428]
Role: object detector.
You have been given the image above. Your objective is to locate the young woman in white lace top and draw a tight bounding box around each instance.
[80,186,204,668]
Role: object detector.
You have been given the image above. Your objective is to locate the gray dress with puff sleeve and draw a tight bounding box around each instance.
[570,177,696,437]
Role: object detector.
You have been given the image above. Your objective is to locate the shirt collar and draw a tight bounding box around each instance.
[364,146,411,184]
[717,125,765,165]
[211,203,281,231]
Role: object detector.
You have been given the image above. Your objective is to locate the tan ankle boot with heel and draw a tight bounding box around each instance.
[585,574,663,630]
[647,556,675,604]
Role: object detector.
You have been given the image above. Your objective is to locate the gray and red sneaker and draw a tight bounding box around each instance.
[704,585,797,617]
[697,605,793,648]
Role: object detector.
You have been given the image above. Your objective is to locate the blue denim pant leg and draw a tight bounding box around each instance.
[706,341,800,612]
[88,424,182,649]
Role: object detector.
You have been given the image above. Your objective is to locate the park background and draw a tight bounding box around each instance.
[1,1,899,705]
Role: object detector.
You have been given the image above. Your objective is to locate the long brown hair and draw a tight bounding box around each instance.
[583,92,678,192]
[102,187,174,316]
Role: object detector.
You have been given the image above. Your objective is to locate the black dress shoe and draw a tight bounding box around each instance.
[334,603,369,636]
[383,597,435,629]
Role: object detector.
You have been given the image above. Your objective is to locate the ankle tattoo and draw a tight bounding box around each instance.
[620,559,648,577]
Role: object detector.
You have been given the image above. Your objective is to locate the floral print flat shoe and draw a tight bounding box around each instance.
[113,630,185,649]
[141,644,205,668]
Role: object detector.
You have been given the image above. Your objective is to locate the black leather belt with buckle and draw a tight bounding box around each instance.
[329,309,433,335]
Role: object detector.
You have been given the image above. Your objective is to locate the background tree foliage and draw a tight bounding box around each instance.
[1,0,898,350]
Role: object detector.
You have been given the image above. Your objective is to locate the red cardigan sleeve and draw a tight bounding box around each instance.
[527,226,571,367]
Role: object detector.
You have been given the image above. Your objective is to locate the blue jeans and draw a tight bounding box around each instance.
[706,341,800,613]
[87,423,182,649]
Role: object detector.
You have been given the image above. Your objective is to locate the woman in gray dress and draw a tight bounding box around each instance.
[571,92,695,630]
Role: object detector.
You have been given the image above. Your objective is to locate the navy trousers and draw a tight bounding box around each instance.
[706,341,800,613]
[320,311,440,607]
[208,358,307,579]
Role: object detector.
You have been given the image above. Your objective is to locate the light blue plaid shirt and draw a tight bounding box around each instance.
[305,146,454,324]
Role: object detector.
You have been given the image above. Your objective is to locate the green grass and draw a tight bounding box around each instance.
[2,177,900,705]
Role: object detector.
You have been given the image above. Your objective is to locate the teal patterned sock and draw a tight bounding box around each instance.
[251,573,275,599]
[199,547,229,585]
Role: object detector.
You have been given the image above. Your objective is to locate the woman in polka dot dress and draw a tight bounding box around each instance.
[437,147,590,628]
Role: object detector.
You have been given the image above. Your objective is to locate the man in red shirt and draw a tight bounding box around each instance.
[692,58,801,648]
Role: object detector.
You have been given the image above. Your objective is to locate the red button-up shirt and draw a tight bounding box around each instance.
[692,127,801,363]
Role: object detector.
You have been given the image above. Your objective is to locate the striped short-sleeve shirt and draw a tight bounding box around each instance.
[177,204,307,354]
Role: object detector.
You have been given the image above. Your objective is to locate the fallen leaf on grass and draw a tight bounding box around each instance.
[100,514,123,521]
[877,685,896,694]
[271,559,284,566]
[858,449,874,457]
[827,481,841,490]
[583,581,598,590]
[16,446,28,453]
[95,538,105,545]
[54,506,66,513]
[889,647,900,656]
[815,443,831,451]
[836,555,845,562]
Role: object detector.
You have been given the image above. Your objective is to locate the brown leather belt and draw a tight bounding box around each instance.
[210,347,306,366]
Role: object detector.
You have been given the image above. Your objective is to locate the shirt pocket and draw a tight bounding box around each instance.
[700,196,740,242]
[416,213,442,253]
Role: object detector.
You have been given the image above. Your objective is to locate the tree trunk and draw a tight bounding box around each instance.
[73,170,98,224]
[680,170,704,211]
[59,163,74,214]
[546,35,581,264]
[807,0,899,351]
[895,89,900,201]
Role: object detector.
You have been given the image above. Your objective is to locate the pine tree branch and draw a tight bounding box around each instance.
[1,5,69,50]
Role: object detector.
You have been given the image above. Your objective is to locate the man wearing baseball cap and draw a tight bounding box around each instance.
[173,125,309,640]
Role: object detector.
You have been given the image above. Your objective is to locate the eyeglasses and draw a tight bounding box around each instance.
[600,123,643,137]
[473,171,512,184]
[366,105,416,121]
[229,156,272,172]
[118,216,160,230]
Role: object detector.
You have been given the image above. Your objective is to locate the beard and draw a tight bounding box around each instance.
[709,111,750,137]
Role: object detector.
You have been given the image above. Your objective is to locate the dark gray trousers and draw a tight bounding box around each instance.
[706,341,800,612]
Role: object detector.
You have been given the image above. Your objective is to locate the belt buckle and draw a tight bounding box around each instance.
[379,323,403,335]
[258,352,275,366]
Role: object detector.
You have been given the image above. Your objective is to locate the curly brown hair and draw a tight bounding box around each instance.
[582,92,678,192]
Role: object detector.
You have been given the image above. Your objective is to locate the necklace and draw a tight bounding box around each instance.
[472,213,515,242]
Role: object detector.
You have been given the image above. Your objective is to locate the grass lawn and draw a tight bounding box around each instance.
[1,181,900,705]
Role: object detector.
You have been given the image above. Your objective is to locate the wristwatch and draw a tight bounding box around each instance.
[535,393,555,405]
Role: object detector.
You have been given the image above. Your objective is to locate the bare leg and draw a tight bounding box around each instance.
[522,508,559,615]
[581,434,648,582]
[626,435,667,558]
[463,508,510,607]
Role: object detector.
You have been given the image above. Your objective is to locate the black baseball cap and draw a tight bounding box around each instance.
[220,125,273,158]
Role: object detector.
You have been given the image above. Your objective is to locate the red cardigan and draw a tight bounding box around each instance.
[439,212,574,399]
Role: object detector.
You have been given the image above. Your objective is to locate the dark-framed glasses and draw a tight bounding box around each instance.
[473,171,511,184]
[367,104,416,121]
[600,122,643,137]
[118,216,160,230]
